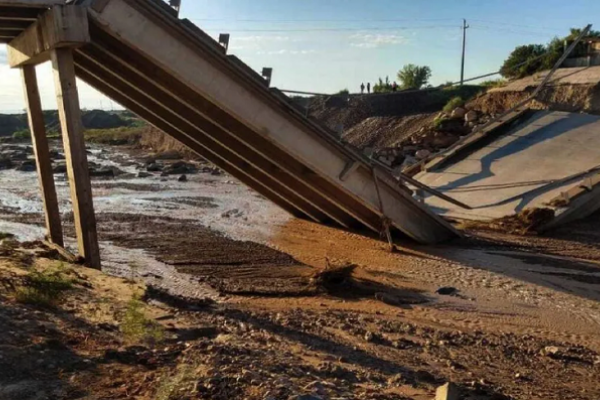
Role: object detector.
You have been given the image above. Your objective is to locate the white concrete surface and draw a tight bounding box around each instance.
[417,111,600,220]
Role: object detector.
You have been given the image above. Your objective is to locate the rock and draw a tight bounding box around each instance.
[432,133,459,149]
[52,163,67,174]
[162,161,194,175]
[137,172,152,178]
[178,174,187,182]
[146,162,163,172]
[436,382,461,400]
[154,150,182,160]
[541,346,560,356]
[415,370,437,384]
[364,331,374,342]
[436,287,458,296]
[465,110,479,123]
[16,160,36,172]
[0,157,13,170]
[451,107,466,119]
[290,395,322,400]
[89,167,115,178]
[415,149,431,160]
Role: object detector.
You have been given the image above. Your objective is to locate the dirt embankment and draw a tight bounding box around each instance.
[468,83,600,115]
[306,86,483,150]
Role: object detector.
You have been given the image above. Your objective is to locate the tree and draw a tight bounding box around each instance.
[500,28,600,80]
[397,64,431,90]
[500,44,547,80]
[373,76,393,93]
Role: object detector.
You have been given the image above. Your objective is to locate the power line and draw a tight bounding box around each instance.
[188,17,460,23]
[199,25,460,33]
[469,25,562,38]
[468,19,564,32]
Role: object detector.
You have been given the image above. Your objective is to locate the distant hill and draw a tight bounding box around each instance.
[0,109,140,137]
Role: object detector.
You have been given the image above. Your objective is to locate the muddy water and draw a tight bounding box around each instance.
[0,142,291,299]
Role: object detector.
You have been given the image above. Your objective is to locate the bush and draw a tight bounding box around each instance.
[0,232,15,241]
[84,127,143,145]
[120,297,165,344]
[480,79,507,88]
[443,96,465,112]
[16,264,74,308]
[12,129,31,141]
[373,76,393,94]
[337,88,349,96]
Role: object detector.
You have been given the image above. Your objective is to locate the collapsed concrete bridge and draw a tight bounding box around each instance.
[0,0,459,268]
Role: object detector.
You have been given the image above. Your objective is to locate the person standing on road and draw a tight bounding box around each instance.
[392,81,398,92]
[367,82,371,94]
[360,83,365,94]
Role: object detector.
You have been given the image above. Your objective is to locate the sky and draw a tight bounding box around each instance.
[0,0,598,112]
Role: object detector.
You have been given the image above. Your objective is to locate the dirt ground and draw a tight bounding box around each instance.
[2,206,599,400]
[2,134,600,399]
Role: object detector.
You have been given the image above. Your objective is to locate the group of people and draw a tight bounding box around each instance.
[359,81,399,94]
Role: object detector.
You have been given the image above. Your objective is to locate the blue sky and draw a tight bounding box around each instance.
[0,0,597,111]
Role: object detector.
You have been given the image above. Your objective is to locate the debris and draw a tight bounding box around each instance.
[416,149,432,160]
[451,107,466,119]
[436,287,458,296]
[465,110,479,123]
[436,382,461,400]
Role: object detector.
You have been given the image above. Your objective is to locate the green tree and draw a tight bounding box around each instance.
[373,76,393,93]
[500,28,600,80]
[500,44,547,80]
[397,64,431,90]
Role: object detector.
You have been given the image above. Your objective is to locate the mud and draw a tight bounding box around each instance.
[1,140,600,399]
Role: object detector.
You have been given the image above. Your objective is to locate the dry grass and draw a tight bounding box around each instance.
[120,296,165,345]
[15,263,74,307]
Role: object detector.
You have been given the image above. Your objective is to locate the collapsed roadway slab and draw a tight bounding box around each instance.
[416,110,600,229]
[1,0,458,269]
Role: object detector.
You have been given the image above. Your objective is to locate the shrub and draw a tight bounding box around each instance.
[155,363,198,400]
[337,88,350,96]
[16,264,74,307]
[0,232,15,241]
[120,297,164,344]
[443,96,465,112]
[12,129,31,141]
[480,79,507,88]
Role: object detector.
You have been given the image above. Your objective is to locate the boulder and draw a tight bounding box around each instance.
[178,174,187,182]
[52,163,67,174]
[432,133,459,149]
[162,161,195,175]
[451,107,466,119]
[89,167,117,178]
[154,150,182,160]
[415,149,431,160]
[16,160,36,172]
[465,110,479,123]
[146,162,163,172]
[137,172,152,178]
[0,157,12,170]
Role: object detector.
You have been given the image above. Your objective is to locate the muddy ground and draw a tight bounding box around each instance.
[0,141,599,399]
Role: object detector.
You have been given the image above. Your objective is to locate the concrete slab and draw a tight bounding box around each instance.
[416,111,600,221]
[491,66,600,92]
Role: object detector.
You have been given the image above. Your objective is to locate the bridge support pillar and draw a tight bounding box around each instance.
[51,47,101,269]
[21,64,64,247]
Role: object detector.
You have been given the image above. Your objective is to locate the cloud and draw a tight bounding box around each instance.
[350,33,409,49]
[0,47,7,65]
[255,49,315,56]
[230,35,291,51]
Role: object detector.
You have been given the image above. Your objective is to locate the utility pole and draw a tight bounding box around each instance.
[460,19,469,86]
